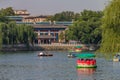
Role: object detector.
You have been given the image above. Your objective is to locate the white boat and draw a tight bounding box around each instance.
[67,53,76,58]
[38,52,53,56]
[113,54,120,62]
[89,47,95,51]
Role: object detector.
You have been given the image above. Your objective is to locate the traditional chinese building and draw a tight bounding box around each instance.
[33,23,68,44]
[14,10,30,17]
[7,9,73,44]
[22,15,47,23]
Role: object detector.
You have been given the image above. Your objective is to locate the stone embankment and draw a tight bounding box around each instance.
[0,44,99,51]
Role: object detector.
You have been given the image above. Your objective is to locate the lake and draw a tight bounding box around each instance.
[0,51,120,80]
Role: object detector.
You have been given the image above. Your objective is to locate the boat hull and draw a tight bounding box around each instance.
[69,50,82,53]
[76,65,97,68]
[76,58,97,68]
[67,54,76,58]
[113,58,120,62]
[38,54,53,56]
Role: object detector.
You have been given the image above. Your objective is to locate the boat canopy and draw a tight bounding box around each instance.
[75,52,95,58]
[75,46,82,48]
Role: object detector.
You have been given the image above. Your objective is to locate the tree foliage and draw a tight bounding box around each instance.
[65,10,103,44]
[0,7,15,16]
[49,11,80,21]
[59,31,65,43]
[0,7,15,23]
[0,7,36,47]
[98,0,120,53]
[0,22,36,46]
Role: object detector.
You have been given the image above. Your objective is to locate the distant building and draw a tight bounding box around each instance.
[34,16,47,22]
[7,16,23,22]
[23,15,47,23]
[6,9,73,44]
[33,24,68,44]
[14,10,30,17]
[23,16,34,23]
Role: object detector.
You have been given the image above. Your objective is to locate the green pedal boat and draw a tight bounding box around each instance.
[76,53,97,68]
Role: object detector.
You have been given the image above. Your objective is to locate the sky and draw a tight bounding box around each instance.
[0,0,109,16]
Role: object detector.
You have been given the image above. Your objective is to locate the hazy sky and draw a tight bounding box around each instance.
[0,0,109,15]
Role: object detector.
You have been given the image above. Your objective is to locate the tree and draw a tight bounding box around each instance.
[98,0,120,53]
[0,23,3,48]
[50,11,77,21]
[0,15,10,23]
[65,10,103,44]
[0,7,15,23]
[0,7,36,47]
[0,7,15,16]
[0,23,10,44]
[59,31,65,43]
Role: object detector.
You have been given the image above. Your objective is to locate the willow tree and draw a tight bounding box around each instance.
[0,23,3,48]
[99,0,120,53]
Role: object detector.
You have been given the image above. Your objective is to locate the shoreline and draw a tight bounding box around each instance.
[0,44,99,52]
[0,46,75,52]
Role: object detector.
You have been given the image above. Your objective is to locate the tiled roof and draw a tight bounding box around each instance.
[24,15,47,19]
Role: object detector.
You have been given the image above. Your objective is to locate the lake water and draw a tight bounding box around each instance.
[0,51,120,80]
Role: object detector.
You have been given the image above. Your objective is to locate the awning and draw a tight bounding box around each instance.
[75,46,82,48]
[75,52,95,58]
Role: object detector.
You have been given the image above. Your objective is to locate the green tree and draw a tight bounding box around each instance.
[0,23,3,48]
[0,23,9,44]
[8,22,18,45]
[98,0,120,53]
[0,15,10,23]
[0,7,15,23]
[0,7,15,16]
[59,31,65,43]
[50,11,76,21]
[0,7,36,47]
[66,10,103,44]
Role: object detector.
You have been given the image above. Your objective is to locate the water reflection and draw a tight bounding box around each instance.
[77,68,96,80]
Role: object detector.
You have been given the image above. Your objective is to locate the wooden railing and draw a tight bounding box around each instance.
[34,43,83,46]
